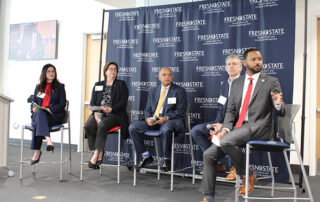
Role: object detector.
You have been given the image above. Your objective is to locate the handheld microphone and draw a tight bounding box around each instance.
[150,115,159,121]
[206,124,215,131]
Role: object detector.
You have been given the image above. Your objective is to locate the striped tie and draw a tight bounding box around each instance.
[154,87,167,117]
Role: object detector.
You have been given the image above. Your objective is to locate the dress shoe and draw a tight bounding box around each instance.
[217,163,226,173]
[88,160,100,169]
[30,151,42,165]
[237,173,257,195]
[225,166,236,181]
[136,155,153,168]
[200,197,216,202]
[46,145,54,153]
[162,158,171,172]
[200,198,209,202]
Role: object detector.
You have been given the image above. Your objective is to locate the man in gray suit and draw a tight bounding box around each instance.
[200,48,286,202]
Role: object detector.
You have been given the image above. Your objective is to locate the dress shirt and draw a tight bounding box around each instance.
[159,84,171,114]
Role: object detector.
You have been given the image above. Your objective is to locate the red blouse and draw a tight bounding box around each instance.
[41,83,52,108]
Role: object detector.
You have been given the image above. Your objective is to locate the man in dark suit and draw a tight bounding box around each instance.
[200,48,286,202]
[191,54,242,177]
[129,67,187,171]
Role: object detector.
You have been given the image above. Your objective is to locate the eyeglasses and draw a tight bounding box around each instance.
[107,68,117,72]
[46,70,56,73]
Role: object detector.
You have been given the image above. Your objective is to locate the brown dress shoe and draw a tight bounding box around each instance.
[237,173,257,195]
[217,163,226,173]
[200,198,209,202]
[225,166,236,181]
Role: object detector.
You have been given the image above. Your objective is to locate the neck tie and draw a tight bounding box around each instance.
[235,77,253,128]
[154,87,167,117]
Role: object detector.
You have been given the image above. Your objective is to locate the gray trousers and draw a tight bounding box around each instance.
[201,124,252,195]
[84,114,119,151]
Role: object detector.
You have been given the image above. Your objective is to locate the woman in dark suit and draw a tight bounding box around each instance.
[84,62,129,168]
[30,64,66,165]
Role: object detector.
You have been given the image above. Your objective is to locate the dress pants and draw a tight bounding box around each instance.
[190,121,212,152]
[84,114,119,151]
[31,110,59,150]
[129,119,180,159]
[202,124,252,195]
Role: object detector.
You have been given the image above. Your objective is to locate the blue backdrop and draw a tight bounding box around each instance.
[104,0,295,183]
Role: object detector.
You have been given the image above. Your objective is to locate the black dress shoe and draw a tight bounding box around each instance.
[135,156,153,168]
[162,158,171,172]
[46,145,54,153]
[30,151,42,165]
[88,160,99,169]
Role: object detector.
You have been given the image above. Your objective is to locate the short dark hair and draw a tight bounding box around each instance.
[243,48,259,60]
[103,62,118,80]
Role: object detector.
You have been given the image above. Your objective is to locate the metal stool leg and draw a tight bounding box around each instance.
[188,133,195,184]
[68,122,71,174]
[117,129,121,184]
[80,128,84,181]
[170,133,174,192]
[60,127,64,181]
[154,137,161,180]
[235,175,240,202]
[267,152,275,197]
[244,144,250,202]
[133,150,137,186]
[19,126,25,180]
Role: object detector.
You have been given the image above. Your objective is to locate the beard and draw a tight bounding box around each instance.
[247,64,262,74]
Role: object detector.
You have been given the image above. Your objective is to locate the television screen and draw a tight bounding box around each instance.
[9,20,57,60]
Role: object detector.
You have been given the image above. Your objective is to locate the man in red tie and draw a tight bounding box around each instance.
[200,48,286,202]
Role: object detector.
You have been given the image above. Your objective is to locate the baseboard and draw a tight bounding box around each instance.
[8,138,78,152]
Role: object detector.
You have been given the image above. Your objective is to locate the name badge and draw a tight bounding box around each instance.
[217,95,227,105]
[95,85,103,91]
[167,97,176,104]
[37,92,46,99]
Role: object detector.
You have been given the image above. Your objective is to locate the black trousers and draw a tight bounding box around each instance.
[84,114,119,151]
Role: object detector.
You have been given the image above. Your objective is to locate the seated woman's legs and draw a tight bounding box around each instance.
[31,110,51,163]
[85,114,119,166]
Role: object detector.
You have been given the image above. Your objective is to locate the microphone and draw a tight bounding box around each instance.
[206,124,215,131]
[150,115,159,121]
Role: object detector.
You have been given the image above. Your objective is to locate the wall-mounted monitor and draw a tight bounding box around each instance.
[9,20,57,60]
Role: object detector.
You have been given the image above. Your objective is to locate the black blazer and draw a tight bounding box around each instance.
[90,79,129,139]
[31,83,66,123]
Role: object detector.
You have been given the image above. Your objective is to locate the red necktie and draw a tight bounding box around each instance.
[236,77,253,128]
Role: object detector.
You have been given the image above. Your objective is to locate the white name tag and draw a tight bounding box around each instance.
[217,95,227,105]
[167,97,176,104]
[95,85,103,91]
[37,92,46,99]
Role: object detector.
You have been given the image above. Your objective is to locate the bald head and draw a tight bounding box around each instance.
[158,67,173,87]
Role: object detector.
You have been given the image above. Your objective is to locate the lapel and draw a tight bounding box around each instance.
[236,76,245,108]
[163,84,174,113]
[250,73,267,105]
[221,81,229,98]
[153,85,161,112]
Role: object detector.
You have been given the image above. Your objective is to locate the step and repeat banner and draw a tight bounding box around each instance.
[104,0,295,183]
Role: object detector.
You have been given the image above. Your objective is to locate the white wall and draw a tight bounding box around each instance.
[1,0,319,175]
[0,0,114,148]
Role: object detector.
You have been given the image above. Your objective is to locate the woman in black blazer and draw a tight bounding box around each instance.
[84,62,129,168]
[30,64,66,165]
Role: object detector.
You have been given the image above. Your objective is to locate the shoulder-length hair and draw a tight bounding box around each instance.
[36,63,60,93]
[103,62,118,80]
